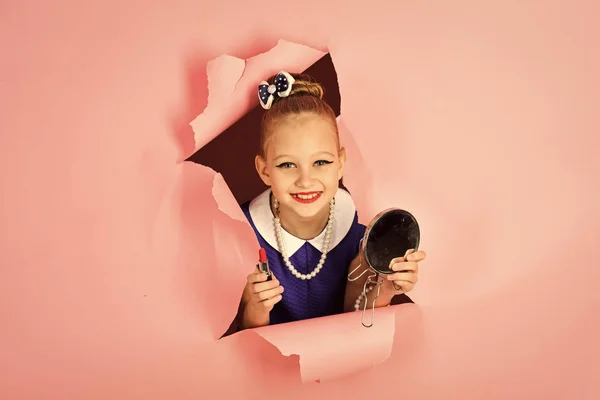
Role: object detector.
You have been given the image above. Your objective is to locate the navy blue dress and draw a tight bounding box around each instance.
[241,188,366,325]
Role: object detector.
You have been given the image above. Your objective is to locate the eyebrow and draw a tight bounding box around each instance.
[273,151,335,161]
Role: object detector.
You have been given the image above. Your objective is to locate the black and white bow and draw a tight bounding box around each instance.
[257,71,296,109]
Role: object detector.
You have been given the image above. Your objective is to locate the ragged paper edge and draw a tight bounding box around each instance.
[190,54,245,154]
[193,40,398,384]
[212,172,248,223]
[252,307,397,384]
[188,39,326,157]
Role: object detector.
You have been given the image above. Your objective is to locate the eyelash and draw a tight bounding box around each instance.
[276,160,333,169]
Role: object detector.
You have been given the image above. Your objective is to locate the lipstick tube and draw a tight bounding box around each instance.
[257,248,272,281]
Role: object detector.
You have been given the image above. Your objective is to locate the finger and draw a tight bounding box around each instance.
[389,256,407,267]
[406,250,426,262]
[254,285,285,302]
[247,272,269,284]
[386,271,418,284]
[390,261,418,272]
[391,277,416,290]
[253,263,277,280]
[388,249,420,267]
[391,280,414,293]
[261,293,283,309]
[388,280,417,293]
[253,278,281,293]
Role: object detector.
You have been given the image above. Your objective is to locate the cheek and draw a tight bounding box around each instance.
[269,169,293,190]
[319,167,342,187]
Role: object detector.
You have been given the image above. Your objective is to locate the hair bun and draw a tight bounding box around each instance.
[268,73,323,99]
[289,75,324,99]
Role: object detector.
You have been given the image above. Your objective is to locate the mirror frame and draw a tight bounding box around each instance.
[359,208,420,275]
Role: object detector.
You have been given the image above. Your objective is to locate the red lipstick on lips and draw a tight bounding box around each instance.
[290,191,322,204]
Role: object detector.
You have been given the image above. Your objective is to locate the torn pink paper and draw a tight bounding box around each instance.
[253,306,396,383]
[2,1,600,399]
[166,162,261,340]
[190,39,326,155]
[188,55,245,154]
[191,40,398,380]
[212,172,248,224]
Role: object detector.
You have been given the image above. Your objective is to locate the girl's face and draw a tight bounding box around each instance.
[255,113,346,220]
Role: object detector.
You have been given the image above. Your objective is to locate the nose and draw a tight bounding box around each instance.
[295,165,315,188]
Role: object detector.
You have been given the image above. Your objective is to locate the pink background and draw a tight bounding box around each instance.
[1,0,599,398]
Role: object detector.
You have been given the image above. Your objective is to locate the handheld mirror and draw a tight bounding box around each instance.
[348,208,420,327]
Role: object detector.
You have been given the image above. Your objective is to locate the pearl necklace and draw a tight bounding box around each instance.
[273,197,335,280]
[354,282,375,310]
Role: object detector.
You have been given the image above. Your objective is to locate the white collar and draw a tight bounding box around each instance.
[248,188,356,256]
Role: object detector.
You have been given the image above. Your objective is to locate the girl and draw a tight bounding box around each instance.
[227,71,426,333]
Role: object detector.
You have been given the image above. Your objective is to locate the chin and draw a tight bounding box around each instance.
[290,205,322,220]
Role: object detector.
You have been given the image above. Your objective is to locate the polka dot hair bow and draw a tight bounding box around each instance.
[258,71,296,109]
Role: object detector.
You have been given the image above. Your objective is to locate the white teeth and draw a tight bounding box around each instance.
[294,193,319,200]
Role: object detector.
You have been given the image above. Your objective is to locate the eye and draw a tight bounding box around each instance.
[314,160,334,166]
[276,162,295,169]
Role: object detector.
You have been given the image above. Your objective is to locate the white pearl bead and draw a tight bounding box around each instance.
[354,282,377,311]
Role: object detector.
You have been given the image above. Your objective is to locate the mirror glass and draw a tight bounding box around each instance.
[363,209,420,274]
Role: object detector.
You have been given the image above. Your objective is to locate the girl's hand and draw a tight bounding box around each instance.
[241,267,284,329]
[382,249,426,296]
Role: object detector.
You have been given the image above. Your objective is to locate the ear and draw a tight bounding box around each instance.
[337,147,347,180]
[255,155,272,186]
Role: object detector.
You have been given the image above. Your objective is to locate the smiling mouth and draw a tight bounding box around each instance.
[290,191,323,203]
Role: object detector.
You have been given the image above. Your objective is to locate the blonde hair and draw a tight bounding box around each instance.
[258,73,339,158]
